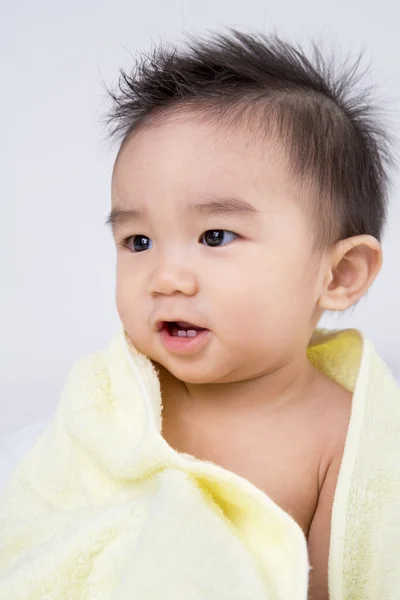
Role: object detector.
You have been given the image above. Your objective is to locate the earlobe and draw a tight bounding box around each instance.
[317,235,382,312]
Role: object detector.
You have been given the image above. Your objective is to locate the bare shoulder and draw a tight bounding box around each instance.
[307,380,352,600]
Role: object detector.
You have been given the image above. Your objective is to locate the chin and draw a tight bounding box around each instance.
[145,342,237,385]
[180,373,219,385]
[164,367,211,384]
[163,360,233,385]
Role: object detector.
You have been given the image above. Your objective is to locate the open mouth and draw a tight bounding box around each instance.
[163,321,207,338]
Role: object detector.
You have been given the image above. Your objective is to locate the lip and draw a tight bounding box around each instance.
[158,323,210,355]
[154,319,206,332]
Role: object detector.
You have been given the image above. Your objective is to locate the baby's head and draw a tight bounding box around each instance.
[105,29,392,384]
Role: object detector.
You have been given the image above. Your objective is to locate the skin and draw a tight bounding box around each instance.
[110,111,382,600]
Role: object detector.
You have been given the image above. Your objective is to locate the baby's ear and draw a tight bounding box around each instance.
[317,235,382,311]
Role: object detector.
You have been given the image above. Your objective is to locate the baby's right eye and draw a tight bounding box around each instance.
[126,235,153,252]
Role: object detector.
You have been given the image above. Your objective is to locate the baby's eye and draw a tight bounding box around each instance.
[199,230,238,247]
[126,235,153,252]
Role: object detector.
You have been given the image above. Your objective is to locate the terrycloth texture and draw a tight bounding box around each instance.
[0,327,399,599]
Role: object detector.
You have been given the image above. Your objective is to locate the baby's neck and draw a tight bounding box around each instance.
[156,356,322,426]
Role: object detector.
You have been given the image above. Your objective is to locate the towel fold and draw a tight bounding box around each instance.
[0,326,399,599]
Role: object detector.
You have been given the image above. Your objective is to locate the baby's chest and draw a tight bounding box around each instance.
[215,437,321,536]
[171,426,322,536]
[162,409,325,536]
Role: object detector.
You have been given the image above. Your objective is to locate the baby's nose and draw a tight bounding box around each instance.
[149,262,198,297]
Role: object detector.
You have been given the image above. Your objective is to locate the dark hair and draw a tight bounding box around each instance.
[104,28,394,253]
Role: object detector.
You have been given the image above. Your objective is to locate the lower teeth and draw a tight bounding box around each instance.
[172,328,198,338]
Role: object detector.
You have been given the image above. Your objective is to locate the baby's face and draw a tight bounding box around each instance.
[111,112,327,384]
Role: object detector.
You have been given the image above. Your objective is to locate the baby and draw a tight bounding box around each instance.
[1,28,398,600]
[105,29,388,599]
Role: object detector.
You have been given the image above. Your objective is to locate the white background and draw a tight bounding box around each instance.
[1,0,399,436]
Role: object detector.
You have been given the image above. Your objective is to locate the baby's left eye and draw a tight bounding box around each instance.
[199,230,238,247]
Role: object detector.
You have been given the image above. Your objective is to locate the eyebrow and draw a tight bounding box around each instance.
[105,207,146,230]
[105,196,261,230]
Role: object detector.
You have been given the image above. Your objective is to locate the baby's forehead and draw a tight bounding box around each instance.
[113,114,294,200]
[117,109,283,162]
[109,109,318,237]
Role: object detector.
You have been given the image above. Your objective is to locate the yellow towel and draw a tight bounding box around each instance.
[0,326,399,599]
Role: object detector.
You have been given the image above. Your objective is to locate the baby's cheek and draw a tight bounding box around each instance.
[115,283,144,338]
